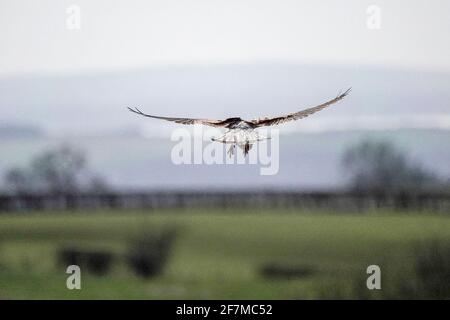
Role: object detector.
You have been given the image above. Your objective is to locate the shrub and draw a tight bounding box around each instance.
[318,240,450,299]
[57,247,114,276]
[409,240,450,299]
[126,229,178,278]
[260,263,316,279]
[84,251,114,275]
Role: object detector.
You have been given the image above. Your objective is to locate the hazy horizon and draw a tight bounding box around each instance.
[1,62,449,136]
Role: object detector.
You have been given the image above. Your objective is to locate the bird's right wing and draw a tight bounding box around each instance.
[128,107,226,128]
[250,88,351,127]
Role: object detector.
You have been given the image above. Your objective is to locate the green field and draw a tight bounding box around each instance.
[0,209,449,299]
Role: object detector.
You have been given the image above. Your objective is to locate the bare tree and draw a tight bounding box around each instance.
[342,140,439,192]
[3,144,109,194]
[30,145,87,194]
[4,168,31,194]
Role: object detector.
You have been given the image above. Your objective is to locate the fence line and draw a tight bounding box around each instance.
[1,191,450,213]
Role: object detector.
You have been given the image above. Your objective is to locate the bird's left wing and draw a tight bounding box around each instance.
[128,107,226,128]
[249,88,351,127]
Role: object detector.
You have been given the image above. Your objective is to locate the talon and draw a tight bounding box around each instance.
[227,145,235,158]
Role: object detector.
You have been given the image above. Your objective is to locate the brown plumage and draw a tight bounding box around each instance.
[128,88,351,157]
[128,88,351,129]
[248,88,351,127]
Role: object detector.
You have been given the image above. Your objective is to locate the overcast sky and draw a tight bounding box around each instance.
[1,0,450,76]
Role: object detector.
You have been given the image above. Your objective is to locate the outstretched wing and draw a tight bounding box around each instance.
[128,107,226,128]
[249,88,351,127]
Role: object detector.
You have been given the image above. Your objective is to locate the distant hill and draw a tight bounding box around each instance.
[0,63,449,135]
[0,124,44,138]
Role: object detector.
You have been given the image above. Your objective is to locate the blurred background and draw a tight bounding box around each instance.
[0,0,449,299]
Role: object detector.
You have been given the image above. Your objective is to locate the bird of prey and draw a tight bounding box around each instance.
[128,88,351,157]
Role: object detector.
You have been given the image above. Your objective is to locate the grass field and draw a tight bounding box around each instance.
[0,208,449,299]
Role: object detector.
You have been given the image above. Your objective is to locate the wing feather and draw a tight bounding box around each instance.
[127,107,225,127]
[250,88,351,127]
